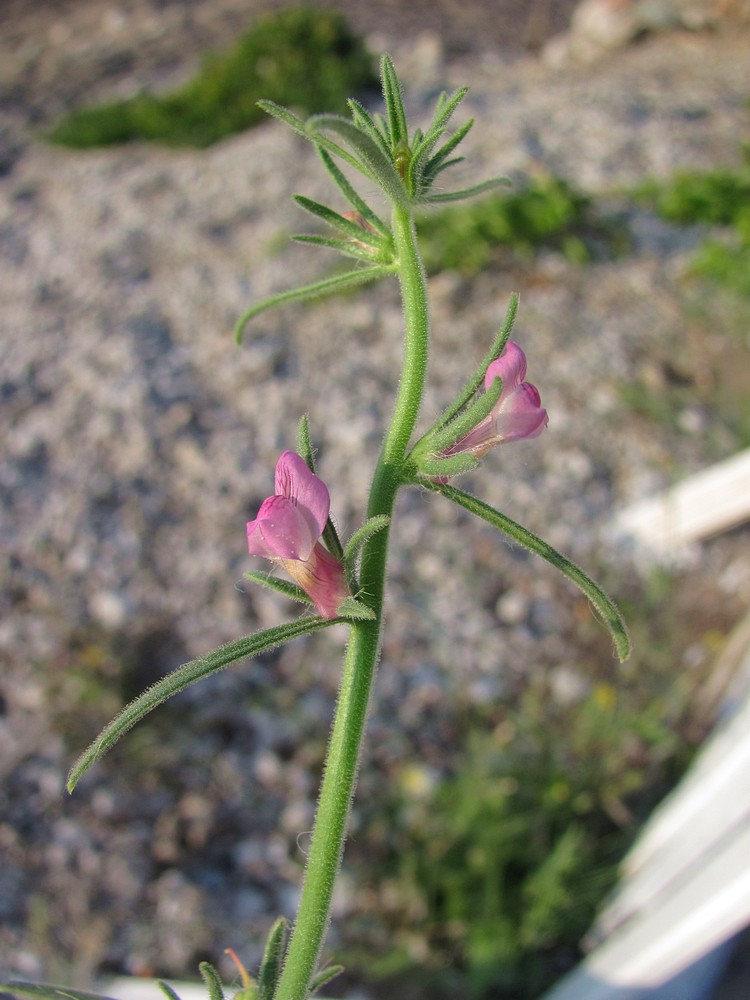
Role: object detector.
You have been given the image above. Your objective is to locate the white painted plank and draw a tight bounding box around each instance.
[543,817,750,998]
[610,448,750,554]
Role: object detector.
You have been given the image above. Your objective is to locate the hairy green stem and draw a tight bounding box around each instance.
[273,204,429,1000]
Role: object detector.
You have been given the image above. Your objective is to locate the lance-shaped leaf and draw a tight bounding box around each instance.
[295,414,345,562]
[422,176,511,204]
[308,965,345,997]
[0,985,118,1000]
[345,98,391,158]
[343,514,390,589]
[381,54,409,149]
[243,571,312,605]
[291,235,384,263]
[157,983,183,1000]
[257,99,368,178]
[199,964,225,1000]
[336,597,377,621]
[257,918,288,1000]
[317,147,390,236]
[292,196,388,251]
[307,114,409,208]
[425,482,631,662]
[67,617,339,790]
[234,265,396,344]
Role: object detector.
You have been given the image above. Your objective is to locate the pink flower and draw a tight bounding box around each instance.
[447,341,548,459]
[246,451,349,619]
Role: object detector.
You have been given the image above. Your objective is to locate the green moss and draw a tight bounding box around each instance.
[48,7,376,149]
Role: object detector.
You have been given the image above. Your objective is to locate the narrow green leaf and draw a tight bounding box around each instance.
[0,985,117,1000]
[380,54,408,148]
[308,114,408,208]
[292,196,386,249]
[307,965,345,996]
[157,983,183,1000]
[258,917,288,1000]
[343,514,390,586]
[427,483,632,662]
[199,964,225,1000]
[426,86,469,138]
[409,91,471,193]
[317,148,391,236]
[345,99,391,158]
[423,119,474,176]
[296,413,315,471]
[234,265,396,344]
[291,235,385,263]
[67,617,339,790]
[257,99,308,137]
[257,100,367,179]
[424,156,466,182]
[336,597,376,621]
[243,571,312,605]
[422,176,511,204]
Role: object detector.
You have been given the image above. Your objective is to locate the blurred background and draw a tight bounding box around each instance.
[2,1,750,997]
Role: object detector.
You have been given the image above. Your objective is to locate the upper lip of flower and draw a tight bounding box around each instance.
[449,341,548,457]
[247,451,331,561]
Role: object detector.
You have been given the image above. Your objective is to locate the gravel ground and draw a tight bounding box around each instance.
[2,2,750,995]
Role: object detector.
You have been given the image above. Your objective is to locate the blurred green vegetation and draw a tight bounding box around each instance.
[47,7,376,149]
[418,175,624,275]
[622,154,750,445]
[634,159,750,299]
[342,566,731,1000]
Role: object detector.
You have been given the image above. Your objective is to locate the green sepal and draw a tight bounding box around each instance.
[413,375,503,462]
[422,176,511,204]
[295,415,345,561]
[199,964,226,1000]
[308,965,345,997]
[343,514,390,589]
[296,412,316,471]
[257,917,288,1000]
[336,597,377,621]
[317,147,390,236]
[427,482,632,662]
[0,984,117,1000]
[413,452,479,480]
[243,572,312,606]
[234,265,396,344]
[430,292,519,432]
[67,617,339,791]
[157,983,183,1000]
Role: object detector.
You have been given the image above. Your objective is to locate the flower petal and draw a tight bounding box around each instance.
[280,542,349,619]
[274,451,330,537]
[247,495,317,560]
[484,341,527,399]
[494,383,548,442]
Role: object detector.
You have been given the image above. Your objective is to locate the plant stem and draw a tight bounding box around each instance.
[273,204,429,1000]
